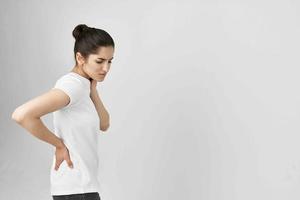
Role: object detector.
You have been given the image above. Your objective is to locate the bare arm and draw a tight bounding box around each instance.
[11,88,77,170]
[90,88,110,131]
[11,89,72,148]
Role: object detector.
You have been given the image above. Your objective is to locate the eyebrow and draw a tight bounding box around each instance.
[96,57,114,60]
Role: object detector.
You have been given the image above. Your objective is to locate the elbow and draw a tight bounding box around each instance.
[100,123,110,132]
[100,114,110,132]
[11,107,27,124]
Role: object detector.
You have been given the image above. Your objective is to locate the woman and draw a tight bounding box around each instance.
[11,24,115,200]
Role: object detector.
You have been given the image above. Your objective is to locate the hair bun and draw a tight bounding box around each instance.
[72,24,89,40]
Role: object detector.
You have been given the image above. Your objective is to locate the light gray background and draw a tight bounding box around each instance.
[1,0,300,199]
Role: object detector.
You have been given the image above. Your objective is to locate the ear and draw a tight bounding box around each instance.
[75,52,86,65]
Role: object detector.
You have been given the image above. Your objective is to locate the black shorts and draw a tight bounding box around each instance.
[52,192,101,200]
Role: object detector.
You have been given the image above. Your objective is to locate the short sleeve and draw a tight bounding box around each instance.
[52,77,83,109]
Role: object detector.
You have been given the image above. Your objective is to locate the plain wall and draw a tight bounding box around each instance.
[1,0,300,199]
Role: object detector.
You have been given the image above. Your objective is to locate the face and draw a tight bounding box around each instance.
[76,46,114,81]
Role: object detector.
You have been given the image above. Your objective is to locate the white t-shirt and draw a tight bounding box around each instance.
[49,72,101,195]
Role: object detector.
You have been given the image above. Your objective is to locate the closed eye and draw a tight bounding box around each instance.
[96,61,112,64]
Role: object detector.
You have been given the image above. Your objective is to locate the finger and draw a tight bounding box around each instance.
[66,158,74,169]
[65,155,74,169]
[64,147,74,169]
[54,160,62,171]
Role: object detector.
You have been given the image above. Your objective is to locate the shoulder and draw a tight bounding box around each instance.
[55,73,89,91]
[52,73,86,108]
[56,73,82,85]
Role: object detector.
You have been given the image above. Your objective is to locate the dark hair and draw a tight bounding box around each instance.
[72,24,115,64]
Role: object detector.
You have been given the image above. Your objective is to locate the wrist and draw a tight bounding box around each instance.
[55,137,65,149]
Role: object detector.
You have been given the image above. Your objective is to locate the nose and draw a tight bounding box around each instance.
[102,63,109,73]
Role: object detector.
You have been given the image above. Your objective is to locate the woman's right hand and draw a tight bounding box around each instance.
[54,139,74,171]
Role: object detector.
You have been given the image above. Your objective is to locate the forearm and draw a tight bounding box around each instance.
[90,89,110,130]
[15,117,64,148]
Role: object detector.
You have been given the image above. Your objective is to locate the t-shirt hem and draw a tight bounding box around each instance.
[51,186,100,196]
